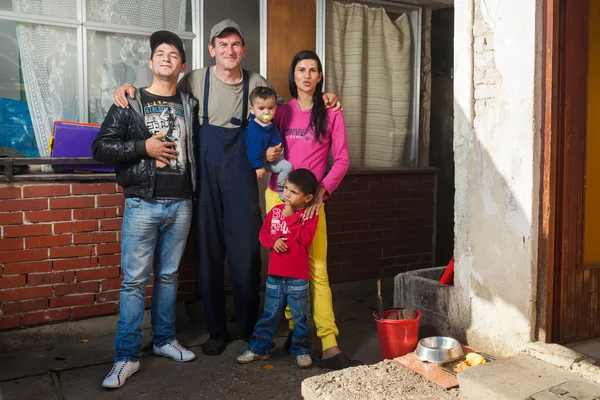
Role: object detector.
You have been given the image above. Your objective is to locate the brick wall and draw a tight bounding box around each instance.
[325,170,437,283]
[0,182,197,331]
[0,170,436,331]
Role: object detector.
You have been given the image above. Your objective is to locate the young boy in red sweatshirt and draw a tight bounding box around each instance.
[237,168,319,368]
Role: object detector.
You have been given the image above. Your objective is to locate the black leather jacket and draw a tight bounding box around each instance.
[92,90,199,198]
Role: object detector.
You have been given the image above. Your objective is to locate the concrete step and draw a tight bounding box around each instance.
[458,354,600,400]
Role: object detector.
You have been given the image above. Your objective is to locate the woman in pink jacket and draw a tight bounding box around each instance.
[265,50,360,370]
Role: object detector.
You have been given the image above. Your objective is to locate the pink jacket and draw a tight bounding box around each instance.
[269,99,350,197]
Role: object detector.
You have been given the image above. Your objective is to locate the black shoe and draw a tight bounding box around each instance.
[315,352,363,370]
[201,332,231,356]
[283,331,293,353]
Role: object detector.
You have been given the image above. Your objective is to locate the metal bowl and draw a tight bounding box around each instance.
[414,336,464,363]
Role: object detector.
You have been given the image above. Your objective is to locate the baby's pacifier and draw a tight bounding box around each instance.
[259,113,273,123]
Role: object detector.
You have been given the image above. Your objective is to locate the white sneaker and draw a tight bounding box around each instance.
[296,354,313,369]
[102,360,140,388]
[153,339,196,362]
[236,350,270,364]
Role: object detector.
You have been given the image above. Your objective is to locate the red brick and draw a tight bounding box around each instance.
[97,243,121,255]
[369,200,398,210]
[100,218,122,231]
[73,232,117,245]
[54,281,99,296]
[341,202,370,212]
[101,277,124,290]
[3,224,52,238]
[144,297,152,308]
[26,235,72,249]
[50,197,95,210]
[1,299,48,315]
[0,212,23,225]
[25,210,72,223]
[336,181,370,193]
[0,198,48,212]
[116,206,125,217]
[71,303,115,318]
[77,267,120,281]
[409,179,422,190]
[0,187,22,199]
[145,286,153,297]
[96,194,125,207]
[0,248,47,263]
[52,257,98,271]
[50,294,94,308]
[410,189,434,199]
[4,261,52,275]
[370,181,399,191]
[50,245,94,259]
[73,208,117,220]
[71,183,117,195]
[0,238,23,251]
[0,315,21,329]
[23,185,70,198]
[98,254,121,267]
[96,290,120,303]
[0,275,26,289]
[54,220,98,233]
[4,286,53,301]
[28,271,75,286]
[23,309,70,326]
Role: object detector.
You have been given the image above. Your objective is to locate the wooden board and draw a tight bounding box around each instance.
[394,345,479,390]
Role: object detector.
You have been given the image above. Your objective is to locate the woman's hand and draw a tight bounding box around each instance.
[304,186,327,220]
[113,83,136,109]
[323,92,343,112]
[273,237,288,253]
[265,143,283,162]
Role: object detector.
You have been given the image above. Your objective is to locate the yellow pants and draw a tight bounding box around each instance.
[265,188,339,351]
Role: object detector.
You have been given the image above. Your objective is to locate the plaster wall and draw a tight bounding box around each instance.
[451,0,542,355]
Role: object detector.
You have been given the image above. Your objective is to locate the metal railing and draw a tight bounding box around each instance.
[0,157,115,182]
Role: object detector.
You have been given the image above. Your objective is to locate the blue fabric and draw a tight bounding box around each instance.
[244,116,283,169]
[249,275,312,356]
[194,67,262,336]
[0,98,39,158]
[114,198,192,362]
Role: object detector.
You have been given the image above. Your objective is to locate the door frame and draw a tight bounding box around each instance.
[538,0,590,343]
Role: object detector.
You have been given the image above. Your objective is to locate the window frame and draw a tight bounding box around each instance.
[0,0,200,123]
[316,0,423,166]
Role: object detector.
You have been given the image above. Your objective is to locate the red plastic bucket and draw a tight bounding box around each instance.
[373,309,421,360]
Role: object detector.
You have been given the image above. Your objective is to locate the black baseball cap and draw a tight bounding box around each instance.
[150,30,186,64]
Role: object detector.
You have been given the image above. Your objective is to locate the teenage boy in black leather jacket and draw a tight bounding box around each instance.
[92,30,198,389]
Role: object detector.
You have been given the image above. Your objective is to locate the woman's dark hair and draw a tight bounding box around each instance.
[286,168,318,196]
[288,50,328,143]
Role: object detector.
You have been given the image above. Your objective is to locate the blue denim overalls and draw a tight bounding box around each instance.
[195,67,262,336]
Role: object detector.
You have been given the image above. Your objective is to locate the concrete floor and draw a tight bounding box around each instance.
[0,278,402,400]
[566,337,600,362]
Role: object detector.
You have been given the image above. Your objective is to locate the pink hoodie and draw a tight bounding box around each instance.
[269,99,350,197]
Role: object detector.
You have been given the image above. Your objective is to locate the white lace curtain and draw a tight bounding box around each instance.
[12,0,186,157]
[326,1,413,167]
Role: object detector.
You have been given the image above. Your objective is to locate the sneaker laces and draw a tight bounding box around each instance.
[167,340,186,352]
[107,361,128,377]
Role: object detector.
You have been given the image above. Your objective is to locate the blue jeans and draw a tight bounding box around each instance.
[249,275,312,356]
[114,198,192,362]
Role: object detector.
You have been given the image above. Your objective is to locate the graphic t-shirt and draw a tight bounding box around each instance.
[141,89,192,199]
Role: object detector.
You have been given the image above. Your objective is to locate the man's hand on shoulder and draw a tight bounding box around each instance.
[113,83,136,109]
[145,133,178,165]
[323,92,342,112]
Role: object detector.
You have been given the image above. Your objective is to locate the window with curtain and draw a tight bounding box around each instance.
[325,0,420,168]
[0,0,194,157]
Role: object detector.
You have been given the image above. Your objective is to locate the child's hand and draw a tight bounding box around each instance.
[256,167,266,178]
[273,237,288,253]
[282,200,294,217]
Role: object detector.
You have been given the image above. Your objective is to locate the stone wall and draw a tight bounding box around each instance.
[451,0,542,355]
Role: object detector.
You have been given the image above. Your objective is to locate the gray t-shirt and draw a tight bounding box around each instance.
[178,67,271,129]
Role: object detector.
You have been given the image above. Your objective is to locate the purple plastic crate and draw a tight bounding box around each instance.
[51,121,114,172]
